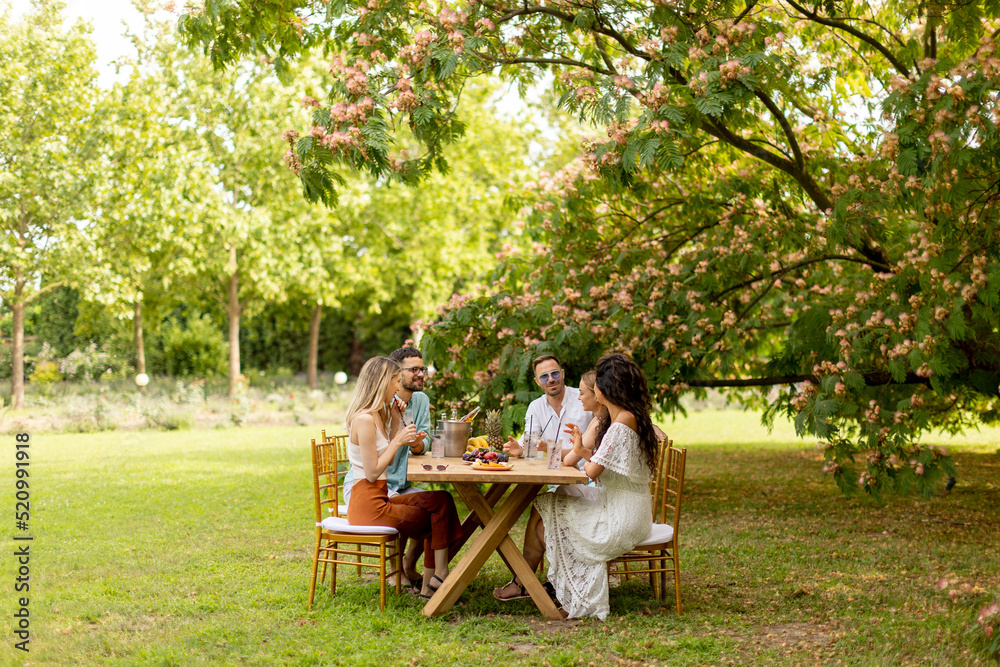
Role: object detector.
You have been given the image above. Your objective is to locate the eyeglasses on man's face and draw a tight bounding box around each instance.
[537,370,562,384]
[403,366,427,375]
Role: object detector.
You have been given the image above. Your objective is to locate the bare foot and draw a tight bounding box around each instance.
[401,553,420,582]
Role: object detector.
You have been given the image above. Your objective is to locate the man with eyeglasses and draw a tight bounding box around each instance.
[342,346,432,578]
[505,354,593,461]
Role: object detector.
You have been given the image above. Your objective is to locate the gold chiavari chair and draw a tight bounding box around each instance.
[608,441,687,613]
[308,432,401,611]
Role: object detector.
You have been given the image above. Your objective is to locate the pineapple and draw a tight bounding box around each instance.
[485,409,504,451]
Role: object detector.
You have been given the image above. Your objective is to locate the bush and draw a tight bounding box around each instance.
[173,378,206,405]
[0,343,11,380]
[159,316,227,378]
[61,396,115,433]
[970,598,1000,660]
[29,360,63,386]
[60,342,126,381]
[142,405,194,431]
[32,286,82,355]
[0,339,43,381]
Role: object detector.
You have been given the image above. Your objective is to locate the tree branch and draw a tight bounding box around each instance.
[713,253,892,301]
[602,199,686,249]
[22,280,66,306]
[687,374,816,387]
[686,371,931,388]
[784,0,911,78]
[733,1,759,26]
[486,2,652,62]
[471,51,613,76]
[592,33,618,75]
[698,117,834,210]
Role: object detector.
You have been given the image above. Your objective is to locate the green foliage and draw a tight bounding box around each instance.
[157,316,228,378]
[140,404,195,431]
[0,0,104,406]
[59,341,127,381]
[180,0,1000,494]
[28,360,63,386]
[30,286,83,356]
[98,0,1000,496]
[967,596,1000,661]
[239,297,412,373]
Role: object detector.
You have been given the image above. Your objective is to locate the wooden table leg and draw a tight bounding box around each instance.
[422,483,542,618]
[455,484,562,620]
[448,483,509,561]
[424,483,562,620]
[452,483,523,578]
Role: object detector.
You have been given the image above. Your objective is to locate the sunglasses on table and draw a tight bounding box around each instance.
[537,370,563,383]
[422,464,449,471]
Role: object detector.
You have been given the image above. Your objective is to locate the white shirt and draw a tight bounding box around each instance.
[520,386,593,449]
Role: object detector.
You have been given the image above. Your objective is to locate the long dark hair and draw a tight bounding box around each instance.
[593,353,658,474]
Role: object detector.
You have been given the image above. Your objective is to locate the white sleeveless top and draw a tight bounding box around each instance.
[348,418,391,482]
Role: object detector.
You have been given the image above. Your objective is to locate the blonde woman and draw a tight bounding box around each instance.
[345,356,462,597]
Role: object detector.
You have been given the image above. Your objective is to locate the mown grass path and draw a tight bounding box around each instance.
[3,413,998,665]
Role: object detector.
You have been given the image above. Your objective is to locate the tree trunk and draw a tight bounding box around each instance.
[133,297,146,376]
[227,245,242,397]
[307,303,322,389]
[10,276,25,410]
[349,335,366,377]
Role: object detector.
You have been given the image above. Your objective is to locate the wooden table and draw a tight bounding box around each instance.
[407,455,589,619]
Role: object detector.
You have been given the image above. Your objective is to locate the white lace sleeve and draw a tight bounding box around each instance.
[592,423,650,484]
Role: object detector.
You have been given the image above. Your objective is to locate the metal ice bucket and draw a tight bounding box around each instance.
[441,420,471,458]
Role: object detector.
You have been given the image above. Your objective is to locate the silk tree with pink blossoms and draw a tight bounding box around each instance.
[181,0,1000,495]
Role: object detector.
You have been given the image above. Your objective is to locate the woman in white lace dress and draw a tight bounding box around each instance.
[493,353,659,619]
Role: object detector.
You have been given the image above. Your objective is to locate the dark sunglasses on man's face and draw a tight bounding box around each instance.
[404,366,427,375]
[537,370,562,383]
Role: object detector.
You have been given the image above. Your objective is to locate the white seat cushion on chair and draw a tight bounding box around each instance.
[319,516,398,536]
[634,523,674,547]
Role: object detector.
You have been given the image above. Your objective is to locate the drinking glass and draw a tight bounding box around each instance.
[524,427,541,459]
[431,429,444,459]
[546,438,562,469]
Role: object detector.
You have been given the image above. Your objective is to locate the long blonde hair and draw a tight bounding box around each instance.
[344,356,401,434]
[580,370,596,390]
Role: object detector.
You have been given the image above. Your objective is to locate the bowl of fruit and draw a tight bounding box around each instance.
[460,410,512,468]
[462,447,510,463]
[465,449,513,470]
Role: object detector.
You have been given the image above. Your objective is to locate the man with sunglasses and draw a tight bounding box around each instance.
[506,354,593,460]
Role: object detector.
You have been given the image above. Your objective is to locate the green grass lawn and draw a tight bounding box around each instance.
[3,412,998,666]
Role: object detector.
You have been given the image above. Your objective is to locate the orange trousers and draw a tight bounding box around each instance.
[347,479,462,568]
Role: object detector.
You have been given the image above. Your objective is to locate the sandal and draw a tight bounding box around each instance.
[418,575,446,599]
[543,581,557,597]
[492,579,530,601]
